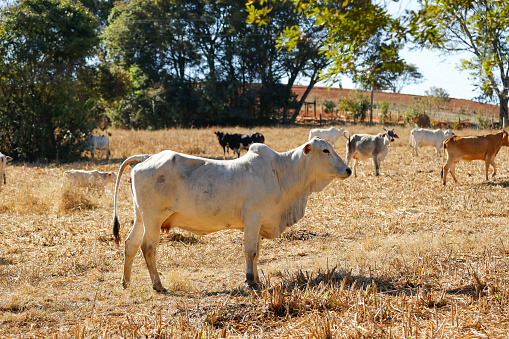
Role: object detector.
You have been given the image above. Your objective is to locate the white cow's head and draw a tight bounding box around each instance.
[304,137,351,180]
[444,129,454,138]
[383,128,399,142]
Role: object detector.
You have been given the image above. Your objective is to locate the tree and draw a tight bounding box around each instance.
[247,0,404,82]
[0,0,100,161]
[425,86,450,111]
[409,0,509,124]
[386,63,424,93]
[350,31,406,123]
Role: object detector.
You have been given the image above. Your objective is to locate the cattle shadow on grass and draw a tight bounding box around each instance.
[480,179,509,188]
[204,264,487,300]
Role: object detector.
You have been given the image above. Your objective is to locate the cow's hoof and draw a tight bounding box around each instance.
[122,280,129,289]
[153,286,168,293]
[247,280,260,291]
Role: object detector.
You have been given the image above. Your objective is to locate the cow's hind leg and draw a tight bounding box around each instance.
[140,214,166,292]
[442,159,452,185]
[244,215,262,290]
[449,162,458,183]
[122,210,144,289]
[486,157,497,180]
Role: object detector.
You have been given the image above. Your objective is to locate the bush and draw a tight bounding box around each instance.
[339,92,370,123]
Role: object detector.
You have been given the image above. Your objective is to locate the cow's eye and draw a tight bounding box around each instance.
[323,149,330,154]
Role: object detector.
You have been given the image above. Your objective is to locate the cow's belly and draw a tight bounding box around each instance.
[161,211,243,235]
[418,140,437,147]
[353,151,372,160]
[460,155,486,162]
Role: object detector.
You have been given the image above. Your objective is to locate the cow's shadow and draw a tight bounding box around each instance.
[480,179,509,188]
[202,266,486,300]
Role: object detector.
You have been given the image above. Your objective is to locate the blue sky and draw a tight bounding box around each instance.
[337,48,478,101]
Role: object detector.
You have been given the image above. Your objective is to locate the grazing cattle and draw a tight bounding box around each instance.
[112,138,352,292]
[223,132,265,158]
[408,128,454,156]
[64,169,117,188]
[441,130,509,185]
[308,127,349,147]
[0,152,13,187]
[346,128,399,177]
[86,134,111,160]
[214,131,230,156]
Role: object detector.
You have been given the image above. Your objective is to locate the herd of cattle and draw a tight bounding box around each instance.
[1,126,509,292]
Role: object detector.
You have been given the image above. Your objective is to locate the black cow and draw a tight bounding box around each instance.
[214,131,230,156]
[221,132,266,158]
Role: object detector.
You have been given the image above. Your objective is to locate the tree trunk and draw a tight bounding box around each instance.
[289,78,318,124]
[499,94,508,128]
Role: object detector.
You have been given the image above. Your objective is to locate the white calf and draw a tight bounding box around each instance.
[408,128,454,157]
[86,134,111,160]
[64,169,116,188]
[308,127,349,147]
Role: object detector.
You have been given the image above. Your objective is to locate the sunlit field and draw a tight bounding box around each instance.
[2,125,509,338]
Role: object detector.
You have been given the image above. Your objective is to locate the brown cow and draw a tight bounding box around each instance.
[441,130,509,185]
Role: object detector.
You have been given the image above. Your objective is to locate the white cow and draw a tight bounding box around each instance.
[112,138,352,292]
[408,128,454,156]
[0,152,13,187]
[308,127,349,147]
[64,169,116,188]
[346,128,399,177]
[86,134,110,160]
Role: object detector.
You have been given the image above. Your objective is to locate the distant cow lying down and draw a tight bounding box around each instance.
[0,152,13,187]
[442,130,509,185]
[64,169,117,188]
[112,138,352,292]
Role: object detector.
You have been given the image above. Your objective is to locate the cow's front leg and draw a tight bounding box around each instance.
[373,154,380,176]
[252,235,262,283]
[243,215,262,290]
[353,159,359,178]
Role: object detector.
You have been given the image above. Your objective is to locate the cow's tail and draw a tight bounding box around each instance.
[408,130,415,147]
[113,154,152,246]
[343,130,350,142]
[441,137,452,178]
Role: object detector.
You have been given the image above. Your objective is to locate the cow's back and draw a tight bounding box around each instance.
[445,134,497,161]
[131,147,279,227]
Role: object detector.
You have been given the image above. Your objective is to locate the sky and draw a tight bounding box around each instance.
[317,0,480,101]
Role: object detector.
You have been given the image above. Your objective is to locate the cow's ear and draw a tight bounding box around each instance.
[6,156,12,162]
[304,143,312,155]
[394,133,399,138]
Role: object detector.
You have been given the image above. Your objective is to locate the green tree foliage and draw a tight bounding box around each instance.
[102,0,329,128]
[408,0,509,123]
[339,92,370,123]
[323,100,338,115]
[425,86,451,110]
[386,63,424,94]
[0,0,100,161]
[248,0,404,83]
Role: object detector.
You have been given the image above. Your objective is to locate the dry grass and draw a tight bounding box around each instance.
[2,125,509,338]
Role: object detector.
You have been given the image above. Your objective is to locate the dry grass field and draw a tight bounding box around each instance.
[2,125,509,338]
